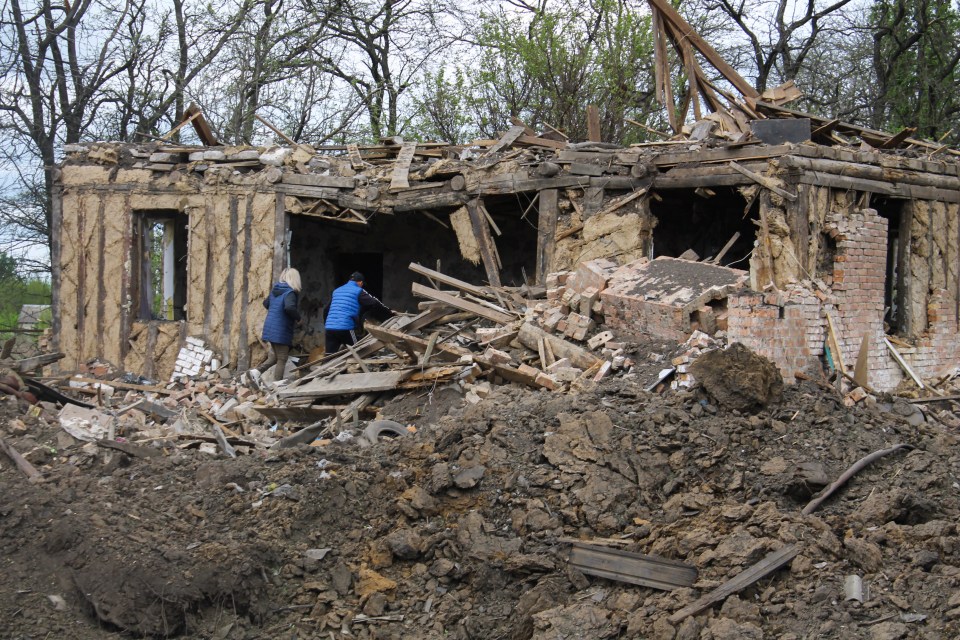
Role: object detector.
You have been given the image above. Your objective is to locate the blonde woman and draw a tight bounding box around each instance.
[256,268,302,381]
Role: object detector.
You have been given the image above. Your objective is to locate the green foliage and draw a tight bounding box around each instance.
[872,0,960,140]
[414,0,659,144]
[0,251,51,341]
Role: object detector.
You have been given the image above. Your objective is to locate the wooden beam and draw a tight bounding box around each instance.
[668,545,799,624]
[536,189,559,285]
[467,198,502,286]
[730,161,797,201]
[411,283,514,324]
[184,102,218,145]
[647,0,760,99]
[586,105,601,142]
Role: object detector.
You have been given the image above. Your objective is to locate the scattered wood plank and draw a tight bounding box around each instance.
[668,545,799,624]
[710,231,740,264]
[884,337,925,390]
[411,283,514,324]
[389,142,417,191]
[484,125,526,156]
[364,322,472,361]
[66,376,176,395]
[119,399,177,421]
[568,542,698,591]
[279,370,412,400]
[0,436,43,481]
[517,323,600,370]
[802,444,912,515]
[515,134,567,149]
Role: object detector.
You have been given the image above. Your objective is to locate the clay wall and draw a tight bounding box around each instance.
[57,166,278,380]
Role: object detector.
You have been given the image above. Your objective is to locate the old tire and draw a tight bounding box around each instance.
[363,420,408,443]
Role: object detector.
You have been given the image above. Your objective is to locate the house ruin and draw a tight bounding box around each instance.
[52,106,960,392]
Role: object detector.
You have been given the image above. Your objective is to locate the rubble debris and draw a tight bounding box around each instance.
[802,443,913,515]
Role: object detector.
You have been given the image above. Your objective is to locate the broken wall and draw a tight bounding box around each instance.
[57,166,278,379]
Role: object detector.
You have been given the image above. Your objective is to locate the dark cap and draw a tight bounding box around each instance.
[350,271,365,282]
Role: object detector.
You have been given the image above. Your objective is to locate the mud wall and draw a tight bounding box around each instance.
[57,166,277,379]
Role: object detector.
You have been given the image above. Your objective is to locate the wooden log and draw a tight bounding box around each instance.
[668,545,799,624]
[0,436,43,480]
[518,323,600,370]
[95,439,161,459]
[779,155,960,190]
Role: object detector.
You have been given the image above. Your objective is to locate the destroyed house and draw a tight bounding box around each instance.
[52,116,960,392]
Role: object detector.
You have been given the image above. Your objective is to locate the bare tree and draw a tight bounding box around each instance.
[693,0,857,93]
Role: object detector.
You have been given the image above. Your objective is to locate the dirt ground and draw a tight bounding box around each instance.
[2,353,960,639]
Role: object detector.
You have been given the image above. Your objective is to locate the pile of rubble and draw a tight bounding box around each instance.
[4,263,960,639]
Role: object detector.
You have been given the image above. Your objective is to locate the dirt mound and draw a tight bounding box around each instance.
[1,375,959,639]
[691,342,784,410]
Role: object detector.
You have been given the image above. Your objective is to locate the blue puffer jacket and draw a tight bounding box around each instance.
[261,282,300,345]
[325,281,362,331]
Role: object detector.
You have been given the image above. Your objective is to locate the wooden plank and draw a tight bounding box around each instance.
[536,189,559,285]
[668,545,799,624]
[467,199,502,286]
[390,142,417,191]
[95,439,161,459]
[408,263,489,297]
[586,105,601,142]
[484,125,526,155]
[569,543,697,591]
[730,161,797,201]
[279,370,411,399]
[67,376,175,395]
[282,173,357,189]
[411,283,514,324]
[884,337,925,389]
[0,436,43,481]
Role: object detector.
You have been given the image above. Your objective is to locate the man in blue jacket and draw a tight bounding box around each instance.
[324,272,393,354]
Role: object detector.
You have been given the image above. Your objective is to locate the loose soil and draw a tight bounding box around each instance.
[2,363,959,639]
